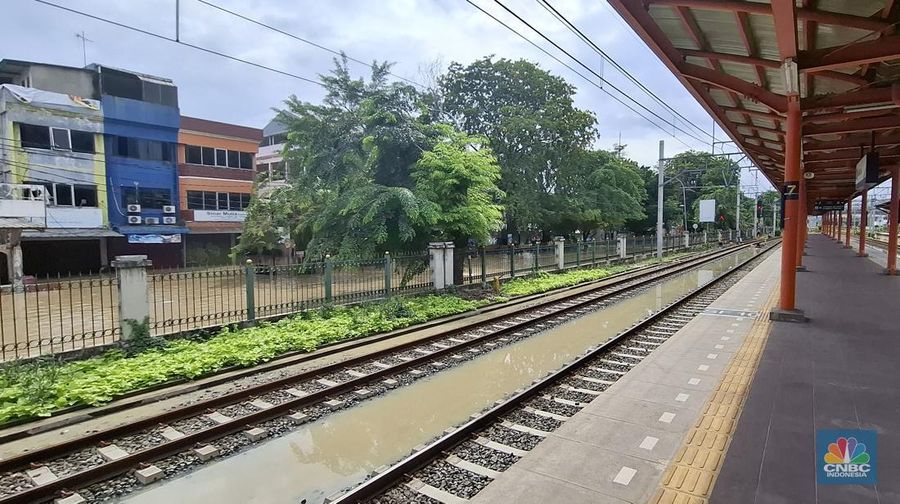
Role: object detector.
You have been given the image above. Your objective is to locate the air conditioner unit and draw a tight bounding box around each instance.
[162,216,177,224]
[127,204,141,213]
[144,217,160,225]
[162,205,176,214]
[127,215,142,224]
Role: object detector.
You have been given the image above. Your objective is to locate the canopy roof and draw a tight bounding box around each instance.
[609,0,900,207]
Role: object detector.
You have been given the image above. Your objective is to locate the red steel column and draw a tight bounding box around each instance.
[845,199,852,247]
[837,210,843,243]
[779,98,801,311]
[859,190,868,256]
[888,167,899,275]
[796,178,806,268]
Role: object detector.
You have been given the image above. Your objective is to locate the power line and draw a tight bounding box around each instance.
[463,0,704,149]
[536,0,713,141]
[33,0,324,87]
[487,0,709,146]
[194,0,425,89]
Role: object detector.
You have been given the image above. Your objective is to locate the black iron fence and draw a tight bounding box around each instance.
[1,232,709,361]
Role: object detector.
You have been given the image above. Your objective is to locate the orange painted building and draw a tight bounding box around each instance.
[177,116,262,265]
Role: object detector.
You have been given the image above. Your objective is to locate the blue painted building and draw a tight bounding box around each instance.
[92,65,187,268]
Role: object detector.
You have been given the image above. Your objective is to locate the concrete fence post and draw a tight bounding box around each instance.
[383,251,392,299]
[429,242,454,290]
[703,231,708,244]
[618,236,628,259]
[112,255,152,340]
[684,233,690,248]
[244,259,256,321]
[554,237,565,270]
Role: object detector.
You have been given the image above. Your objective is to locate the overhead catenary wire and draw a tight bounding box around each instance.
[33,0,324,87]
[485,0,709,146]
[463,0,704,149]
[193,0,426,89]
[536,0,713,141]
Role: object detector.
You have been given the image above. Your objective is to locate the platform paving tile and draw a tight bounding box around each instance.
[549,414,682,465]
[506,435,668,504]
[618,368,720,394]
[470,466,631,504]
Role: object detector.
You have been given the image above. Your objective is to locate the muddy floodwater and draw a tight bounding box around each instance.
[121,248,756,504]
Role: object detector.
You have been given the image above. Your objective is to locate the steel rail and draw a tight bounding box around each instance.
[330,241,778,503]
[0,243,756,503]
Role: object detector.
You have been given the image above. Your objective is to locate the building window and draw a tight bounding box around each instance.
[239,152,253,169]
[73,185,98,207]
[201,147,215,166]
[187,191,204,210]
[185,145,202,164]
[215,148,227,167]
[70,130,95,153]
[271,161,286,180]
[19,124,51,149]
[111,136,174,162]
[51,128,71,150]
[184,190,251,210]
[17,124,95,153]
[23,181,97,207]
[227,150,239,168]
[122,187,172,209]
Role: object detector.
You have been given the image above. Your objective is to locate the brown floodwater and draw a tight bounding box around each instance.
[121,248,756,504]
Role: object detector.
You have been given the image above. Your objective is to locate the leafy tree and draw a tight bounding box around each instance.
[236,58,504,271]
[439,57,597,240]
[553,149,646,236]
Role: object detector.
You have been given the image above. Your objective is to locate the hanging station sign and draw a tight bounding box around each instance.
[814,200,846,213]
[856,152,880,191]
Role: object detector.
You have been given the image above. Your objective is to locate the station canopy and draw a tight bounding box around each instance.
[608,0,900,209]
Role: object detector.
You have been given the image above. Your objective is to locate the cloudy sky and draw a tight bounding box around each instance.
[5,0,772,190]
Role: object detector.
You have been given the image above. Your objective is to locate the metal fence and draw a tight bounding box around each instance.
[0,233,708,361]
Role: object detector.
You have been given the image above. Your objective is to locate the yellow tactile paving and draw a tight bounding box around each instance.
[649,282,779,504]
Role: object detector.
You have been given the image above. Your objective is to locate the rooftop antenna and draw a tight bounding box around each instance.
[75,31,93,67]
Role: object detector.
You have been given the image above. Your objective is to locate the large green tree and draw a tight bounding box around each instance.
[236,58,504,263]
[439,57,598,240]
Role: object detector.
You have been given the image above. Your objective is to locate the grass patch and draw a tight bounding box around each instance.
[0,295,493,423]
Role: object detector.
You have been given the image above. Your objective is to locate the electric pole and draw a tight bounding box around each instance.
[656,141,665,258]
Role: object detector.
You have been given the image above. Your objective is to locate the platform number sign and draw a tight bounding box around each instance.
[782,181,799,200]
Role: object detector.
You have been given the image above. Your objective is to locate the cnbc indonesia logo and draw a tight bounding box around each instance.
[817,430,877,484]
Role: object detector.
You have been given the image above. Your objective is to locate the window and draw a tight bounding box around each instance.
[187,191,204,210]
[185,145,202,164]
[55,183,73,206]
[271,161,286,180]
[122,187,171,209]
[201,147,215,166]
[226,150,239,168]
[70,130,94,153]
[185,191,251,210]
[112,136,174,162]
[229,193,250,210]
[215,149,227,167]
[19,124,51,149]
[51,128,71,150]
[239,152,253,169]
[74,185,97,207]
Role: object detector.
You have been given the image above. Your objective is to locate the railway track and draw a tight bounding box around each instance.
[0,242,760,504]
[333,241,777,504]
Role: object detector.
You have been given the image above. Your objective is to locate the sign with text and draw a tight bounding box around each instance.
[699,199,716,223]
[817,429,876,485]
[783,181,799,200]
[193,210,247,222]
[856,152,879,191]
[127,234,182,244]
[814,201,845,213]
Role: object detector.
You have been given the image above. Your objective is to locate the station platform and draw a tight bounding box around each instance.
[472,235,898,503]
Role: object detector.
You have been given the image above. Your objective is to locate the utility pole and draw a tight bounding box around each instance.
[735,175,741,242]
[753,194,758,238]
[656,140,665,258]
[75,31,93,67]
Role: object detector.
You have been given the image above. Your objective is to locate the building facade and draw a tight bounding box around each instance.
[94,65,186,269]
[178,116,261,266]
[0,66,116,281]
[255,118,289,197]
